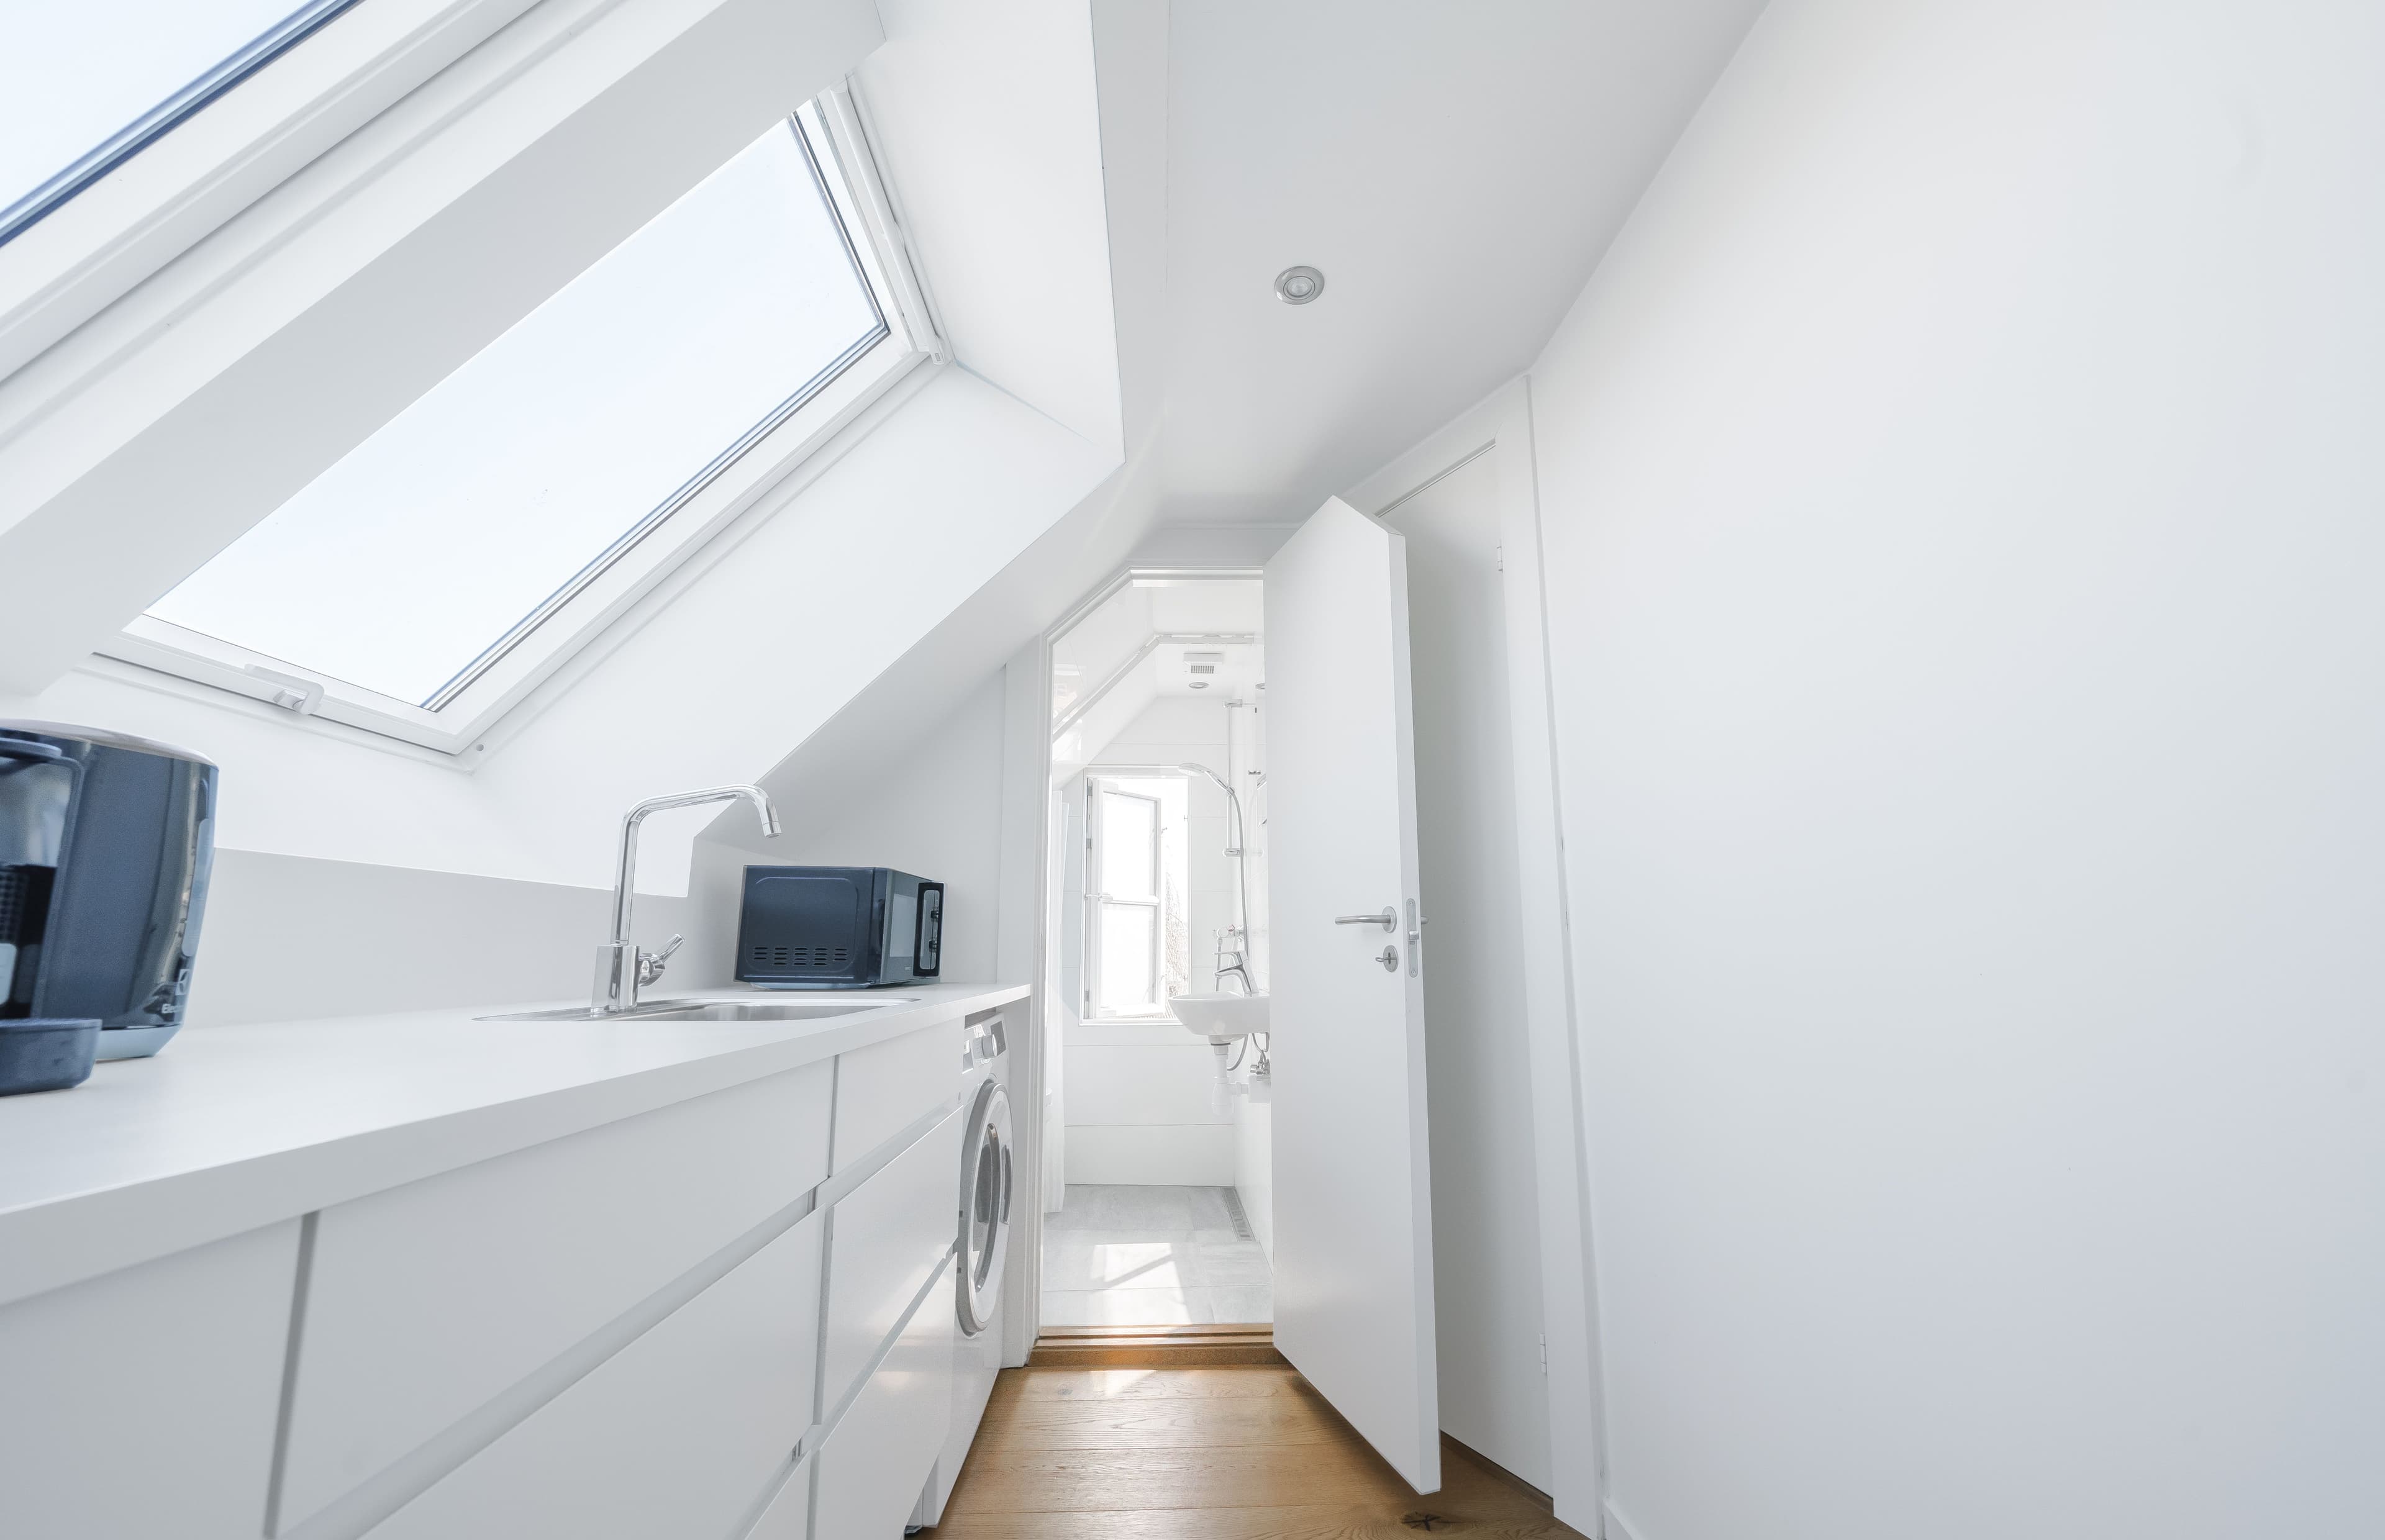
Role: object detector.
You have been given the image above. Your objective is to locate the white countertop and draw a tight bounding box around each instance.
[0,981,1027,1308]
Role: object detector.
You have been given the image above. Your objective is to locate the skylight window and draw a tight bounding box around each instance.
[1,1,361,245]
[124,91,935,749]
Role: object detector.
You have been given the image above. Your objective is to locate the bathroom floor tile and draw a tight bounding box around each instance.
[1193,1239,1273,1287]
[1040,1184,1271,1326]
[1207,1284,1273,1325]
[1045,1236,1199,1292]
[1040,1286,1211,1326]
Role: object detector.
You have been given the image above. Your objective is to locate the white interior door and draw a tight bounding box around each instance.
[1265,496,1440,1492]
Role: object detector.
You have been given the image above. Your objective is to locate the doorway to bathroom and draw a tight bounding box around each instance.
[1038,571,1273,1328]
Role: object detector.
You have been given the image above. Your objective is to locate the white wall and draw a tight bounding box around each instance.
[186,853,690,1026]
[684,669,1011,992]
[1529,2,2385,1535]
[1379,450,1551,1490]
[1232,1083,1273,1260]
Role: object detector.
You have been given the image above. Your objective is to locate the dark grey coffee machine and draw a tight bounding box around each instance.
[0,721,217,1060]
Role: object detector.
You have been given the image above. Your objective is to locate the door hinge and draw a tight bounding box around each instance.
[1538,1333,1548,1374]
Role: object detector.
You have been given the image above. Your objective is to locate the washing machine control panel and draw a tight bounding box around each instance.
[961,1007,1007,1069]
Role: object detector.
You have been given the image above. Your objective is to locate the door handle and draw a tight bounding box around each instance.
[1335,908,1397,931]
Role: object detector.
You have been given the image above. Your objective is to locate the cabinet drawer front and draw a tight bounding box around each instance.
[370,1212,822,1540]
[0,1221,298,1540]
[742,1453,812,1540]
[813,1257,955,1540]
[284,1064,832,1533]
[820,1101,965,1418]
[832,1020,961,1171]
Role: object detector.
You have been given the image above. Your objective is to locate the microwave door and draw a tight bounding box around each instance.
[886,881,918,982]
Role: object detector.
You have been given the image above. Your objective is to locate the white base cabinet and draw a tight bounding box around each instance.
[814,1257,957,1540]
[0,1220,298,1540]
[742,1453,815,1540]
[0,999,1011,1540]
[367,1210,822,1540]
[821,1101,966,1416]
[282,1065,833,1534]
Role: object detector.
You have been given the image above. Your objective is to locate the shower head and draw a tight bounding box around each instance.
[1178,762,1230,795]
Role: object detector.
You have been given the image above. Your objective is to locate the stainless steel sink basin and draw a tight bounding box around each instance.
[632,999,912,1022]
[478,997,914,1023]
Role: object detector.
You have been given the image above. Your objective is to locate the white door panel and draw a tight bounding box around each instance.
[1265,496,1441,1492]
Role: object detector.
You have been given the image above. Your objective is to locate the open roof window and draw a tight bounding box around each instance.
[1,1,363,246]
[114,89,940,753]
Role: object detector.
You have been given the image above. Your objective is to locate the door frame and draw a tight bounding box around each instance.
[1343,376,1608,1532]
[994,563,1268,1370]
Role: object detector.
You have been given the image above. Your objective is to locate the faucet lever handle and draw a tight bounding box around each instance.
[635,933,686,990]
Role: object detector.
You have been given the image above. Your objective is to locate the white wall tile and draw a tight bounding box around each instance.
[1064,1045,1232,1125]
[1065,1019,1198,1048]
[1235,1090,1273,1261]
[1063,1124,1237,1186]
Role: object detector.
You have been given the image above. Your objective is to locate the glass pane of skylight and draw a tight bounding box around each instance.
[149,116,886,706]
[1,1,353,239]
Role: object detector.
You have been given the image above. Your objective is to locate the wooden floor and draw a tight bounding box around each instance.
[924,1365,1587,1538]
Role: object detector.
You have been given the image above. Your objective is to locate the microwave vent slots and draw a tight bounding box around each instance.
[752,944,850,969]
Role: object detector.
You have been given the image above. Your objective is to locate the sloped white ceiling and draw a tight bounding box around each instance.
[731,0,1773,817]
[703,1,1777,858]
[861,0,1124,455]
[1156,0,1768,523]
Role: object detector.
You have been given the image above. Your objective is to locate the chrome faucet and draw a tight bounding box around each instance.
[1213,926,1256,995]
[593,785,780,1014]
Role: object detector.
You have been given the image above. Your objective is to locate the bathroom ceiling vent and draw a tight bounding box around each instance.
[1190,664,1215,675]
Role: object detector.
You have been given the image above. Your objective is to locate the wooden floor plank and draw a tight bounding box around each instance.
[925,1366,1586,1539]
[975,1396,1358,1450]
[923,1501,1574,1539]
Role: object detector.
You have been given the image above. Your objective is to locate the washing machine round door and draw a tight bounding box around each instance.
[957,1078,1014,1336]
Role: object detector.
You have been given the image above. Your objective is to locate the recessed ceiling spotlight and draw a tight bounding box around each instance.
[1189,680,1211,689]
[1274,265,1324,305]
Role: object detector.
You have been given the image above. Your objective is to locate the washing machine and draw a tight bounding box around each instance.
[912,1005,1014,1528]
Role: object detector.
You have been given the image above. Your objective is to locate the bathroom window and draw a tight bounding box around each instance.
[107,85,939,753]
[1086,775,1190,1018]
[1,0,361,245]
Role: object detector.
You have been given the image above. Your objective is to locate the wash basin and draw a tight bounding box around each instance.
[1169,992,1270,1044]
[478,997,912,1023]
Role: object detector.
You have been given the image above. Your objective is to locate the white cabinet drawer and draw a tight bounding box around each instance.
[0,1221,298,1540]
[812,1257,955,1540]
[283,1064,832,1533]
[820,1100,964,1419]
[368,1210,822,1540]
[742,1452,813,1540]
[832,1019,961,1170]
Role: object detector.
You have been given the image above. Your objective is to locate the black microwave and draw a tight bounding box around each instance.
[737,867,942,989]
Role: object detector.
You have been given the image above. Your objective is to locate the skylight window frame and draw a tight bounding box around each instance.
[0,0,548,384]
[99,81,945,758]
[0,0,375,252]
